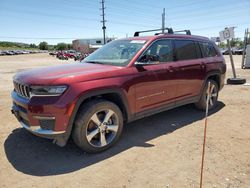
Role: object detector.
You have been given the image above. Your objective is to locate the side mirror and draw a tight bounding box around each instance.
[135,54,160,66]
[139,54,159,62]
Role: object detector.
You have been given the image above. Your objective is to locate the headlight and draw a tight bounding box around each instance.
[30,85,67,97]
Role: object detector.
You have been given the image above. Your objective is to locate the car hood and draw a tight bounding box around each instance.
[14,63,125,85]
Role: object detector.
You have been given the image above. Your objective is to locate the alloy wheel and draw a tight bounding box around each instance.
[206,83,218,107]
[86,109,119,147]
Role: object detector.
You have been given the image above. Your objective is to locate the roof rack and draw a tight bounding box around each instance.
[173,30,191,35]
[134,28,174,37]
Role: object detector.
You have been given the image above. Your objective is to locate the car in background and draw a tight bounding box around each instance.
[49,51,57,56]
[0,50,5,56]
[220,48,227,55]
[64,50,76,58]
[5,51,15,55]
[234,48,243,55]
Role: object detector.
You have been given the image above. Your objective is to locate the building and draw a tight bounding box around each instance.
[72,38,115,53]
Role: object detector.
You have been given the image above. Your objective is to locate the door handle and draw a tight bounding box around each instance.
[167,66,175,72]
[200,62,206,69]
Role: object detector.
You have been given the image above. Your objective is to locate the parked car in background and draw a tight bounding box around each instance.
[0,50,5,56]
[64,50,76,58]
[57,53,69,60]
[5,51,15,55]
[49,51,57,56]
[234,48,243,55]
[220,48,227,55]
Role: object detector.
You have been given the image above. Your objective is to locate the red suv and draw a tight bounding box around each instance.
[11,29,226,153]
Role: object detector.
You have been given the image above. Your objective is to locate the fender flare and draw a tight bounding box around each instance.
[198,71,221,99]
[62,88,131,143]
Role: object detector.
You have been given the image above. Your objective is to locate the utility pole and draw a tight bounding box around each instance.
[100,0,106,44]
[162,8,165,33]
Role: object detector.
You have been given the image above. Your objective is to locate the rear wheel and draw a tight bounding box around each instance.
[73,99,123,153]
[195,80,219,111]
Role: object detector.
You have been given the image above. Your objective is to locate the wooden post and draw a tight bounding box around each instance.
[200,82,211,188]
[227,39,236,78]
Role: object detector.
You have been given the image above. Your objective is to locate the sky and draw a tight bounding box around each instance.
[0,0,250,45]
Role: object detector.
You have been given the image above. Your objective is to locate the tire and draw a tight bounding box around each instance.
[72,99,123,153]
[227,78,246,85]
[195,79,219,111]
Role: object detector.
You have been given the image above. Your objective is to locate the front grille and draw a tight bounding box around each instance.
[13,80,30,98]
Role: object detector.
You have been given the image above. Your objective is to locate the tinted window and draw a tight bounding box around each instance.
[199,42,217,57]
[195,42,202,58]
[174,40,198,60]
[143,39,174,62]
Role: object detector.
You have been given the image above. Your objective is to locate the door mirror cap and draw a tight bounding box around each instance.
[135,54,160,66]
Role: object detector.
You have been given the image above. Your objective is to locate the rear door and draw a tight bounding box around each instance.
[174,39,205,100]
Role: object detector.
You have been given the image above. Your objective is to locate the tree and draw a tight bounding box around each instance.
[38,41,48,50]
[218,42,226,48]
[67,44,73,50]
[56,43,68,51]
[230,38,243,48]
[29,43,37,48]
[219,38,244,49]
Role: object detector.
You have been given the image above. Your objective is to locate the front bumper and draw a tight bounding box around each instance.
[11,91,71,139]
[12,108,65,136]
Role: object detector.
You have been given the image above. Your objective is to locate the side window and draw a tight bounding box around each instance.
[174,40,198,60]
[195,41,202,58]
[143,39,174,63]
[199,42,217,57]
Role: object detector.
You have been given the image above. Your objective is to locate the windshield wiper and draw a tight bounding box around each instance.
[85,61,104,64]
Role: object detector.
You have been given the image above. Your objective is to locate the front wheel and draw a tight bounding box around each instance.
[73,99,123,153]
[195,80,219,111]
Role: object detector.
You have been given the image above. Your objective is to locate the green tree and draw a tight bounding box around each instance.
[67,44,73,50]
[230,38,243,48]
[29,43,37,48]
[56,43,68,51]
[218,42,226,48]
[38,41,48,50]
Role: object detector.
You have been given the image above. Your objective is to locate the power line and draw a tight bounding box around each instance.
[1,20,249,40]
[0,36,78,40]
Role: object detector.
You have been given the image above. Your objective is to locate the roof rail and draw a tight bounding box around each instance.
[134,28,174,37]
[174,30,191,35]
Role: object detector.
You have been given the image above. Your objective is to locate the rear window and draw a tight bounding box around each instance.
[199,42,217,57]
[174,40,198,60]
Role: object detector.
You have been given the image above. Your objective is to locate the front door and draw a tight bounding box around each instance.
[133,39,178,113]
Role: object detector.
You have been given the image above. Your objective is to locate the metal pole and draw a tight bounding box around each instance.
[227,39,237,78]
[101,0,106,44]
[162,8,165,33]
[241,28,248,69]
[200,81,211,188]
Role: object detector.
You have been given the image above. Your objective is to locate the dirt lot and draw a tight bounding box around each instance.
[0,54,249,188]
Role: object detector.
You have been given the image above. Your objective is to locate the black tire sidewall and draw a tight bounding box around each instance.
[73,100,123,153]
[196,80,219,110]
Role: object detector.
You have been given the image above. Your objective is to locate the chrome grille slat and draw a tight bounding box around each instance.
[24,86,28,96]
[13,80,30,98]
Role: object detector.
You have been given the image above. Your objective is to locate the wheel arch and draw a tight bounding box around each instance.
[207,73,221,89]
[199,71,221,100]
[63,88,131,142]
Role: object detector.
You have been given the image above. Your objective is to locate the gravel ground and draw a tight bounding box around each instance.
[0,54,249,188]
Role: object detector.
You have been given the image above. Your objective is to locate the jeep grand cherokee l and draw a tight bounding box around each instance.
[11,29,226,153]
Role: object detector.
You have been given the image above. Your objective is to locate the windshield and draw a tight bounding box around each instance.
[82,39,147,66]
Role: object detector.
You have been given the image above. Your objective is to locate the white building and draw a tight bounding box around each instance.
[72,38,115,53]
